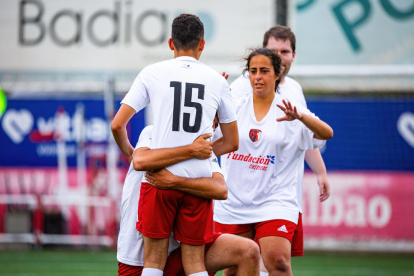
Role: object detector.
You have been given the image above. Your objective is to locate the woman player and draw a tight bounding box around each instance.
[214,48,333,276]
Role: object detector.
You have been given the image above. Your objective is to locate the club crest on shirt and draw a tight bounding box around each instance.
[249,129,262,143]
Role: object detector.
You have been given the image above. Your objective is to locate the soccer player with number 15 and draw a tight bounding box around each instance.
[111,14,239,276]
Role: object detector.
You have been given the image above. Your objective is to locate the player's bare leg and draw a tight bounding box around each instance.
[205,234,260,276]
[259,236,292,276]
[222,231,256,276]
[181,243,208,275]
[143,236,169,271]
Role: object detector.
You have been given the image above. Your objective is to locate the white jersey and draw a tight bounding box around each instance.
[214,94,325,225]
[230,73,307,213]
[117,126,223,266]
[122,56,236,179]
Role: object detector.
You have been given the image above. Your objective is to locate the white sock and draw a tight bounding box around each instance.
[260,272,269,276]
[189,272,208,276]
[142,268,163,276]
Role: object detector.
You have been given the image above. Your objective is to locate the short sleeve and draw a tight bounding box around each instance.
[121,70,150,113]
[230,74,252,100]
[295,85,307,108]
[135,125,153,150]
[295,104,326,150]
[217,81,237,124]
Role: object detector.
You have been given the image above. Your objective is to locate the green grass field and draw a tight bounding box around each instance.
[0,250,414,276]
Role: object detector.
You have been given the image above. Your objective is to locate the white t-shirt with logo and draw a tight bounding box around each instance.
[213,94,325,225]
[229,74,307,213]
[121,56,236,180]
[117,126,223,266]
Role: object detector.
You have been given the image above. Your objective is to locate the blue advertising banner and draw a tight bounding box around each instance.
[0,98,145,167]
[306,98,414,171]
[0,97,413,171]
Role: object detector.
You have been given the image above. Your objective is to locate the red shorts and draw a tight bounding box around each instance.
[118,233,222,276]
[215,217,297,255]
[136,182,213,245]
[291,213,304,257]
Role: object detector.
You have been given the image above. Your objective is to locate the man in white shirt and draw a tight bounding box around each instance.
[117,126,259,276]
[111,14,238,276]
[229,26,330,274]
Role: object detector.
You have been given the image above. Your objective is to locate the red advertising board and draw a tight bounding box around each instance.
[1,169,414,248]
[302,172,414,241]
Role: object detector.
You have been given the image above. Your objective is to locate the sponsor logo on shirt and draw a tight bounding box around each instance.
[249,129,262,142]
[181,64,192,69]
[226,152,275,171]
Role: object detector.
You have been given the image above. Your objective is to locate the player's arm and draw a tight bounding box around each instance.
[213,79,239,157]
[305,149,330,202]
[300,114,333,140]
[145,169,227,200]
[212,121,239,157]
[111,104,136,163]
[133,134,212,171]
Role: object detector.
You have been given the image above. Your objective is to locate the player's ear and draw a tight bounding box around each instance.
[199,39,205,52]
[168,38,175,51]
[292,51,296,62]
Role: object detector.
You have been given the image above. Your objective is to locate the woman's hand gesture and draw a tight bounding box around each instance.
[276,99,303,122]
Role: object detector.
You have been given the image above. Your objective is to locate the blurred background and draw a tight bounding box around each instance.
[0,0,413,275]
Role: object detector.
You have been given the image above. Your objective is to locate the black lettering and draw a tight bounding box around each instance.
[19,0,45,45]
[87,1,120,47]
[124,0,132,44]
[170,82,205,133]
[183,83,204,133]
[135,10,167,47]
[50,10,82,47]
[171,81,182,132]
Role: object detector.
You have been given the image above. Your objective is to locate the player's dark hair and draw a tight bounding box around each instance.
[171,14,204,51]
[243,48,282,93]
[263,25,296,52]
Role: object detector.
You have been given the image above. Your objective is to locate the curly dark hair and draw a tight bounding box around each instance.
[171,14,204,51]
[242,48,282,93]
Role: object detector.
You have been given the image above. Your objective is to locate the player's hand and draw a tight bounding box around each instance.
[276,99,303,122]
[222,72,229,80]
[145,169,175,189]
[317,174,330,202]
[191,134,213,159]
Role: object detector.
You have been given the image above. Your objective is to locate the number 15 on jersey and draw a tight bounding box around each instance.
[171,81,205,133]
